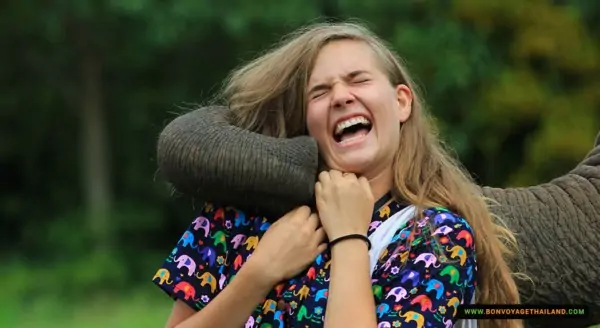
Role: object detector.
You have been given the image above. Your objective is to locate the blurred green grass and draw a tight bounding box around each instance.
[0,255,172,328]
[0,287,171,328]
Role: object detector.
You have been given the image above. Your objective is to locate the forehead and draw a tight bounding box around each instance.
[308,39,380,84]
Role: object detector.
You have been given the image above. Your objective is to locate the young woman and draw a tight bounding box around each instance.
[152,22,521,328]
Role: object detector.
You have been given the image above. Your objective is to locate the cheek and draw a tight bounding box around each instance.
[305,106,328,139]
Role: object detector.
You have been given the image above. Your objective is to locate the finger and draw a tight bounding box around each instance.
[315,181,322,198]
[293,205,311,221]
[315,243,328,255]
[343,172,357,181]
[318,170,331,183]
[312,227,327,244]
[358,176,374,199]
[329,170,343,181]
[280,206,299,220]
[307,212,320,231]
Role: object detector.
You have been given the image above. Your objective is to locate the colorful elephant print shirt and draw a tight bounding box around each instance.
[152,193,477,328]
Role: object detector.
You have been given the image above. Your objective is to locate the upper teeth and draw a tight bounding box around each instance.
[335,116,371,135]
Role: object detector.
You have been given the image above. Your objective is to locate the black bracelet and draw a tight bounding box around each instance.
[328,234,371,250]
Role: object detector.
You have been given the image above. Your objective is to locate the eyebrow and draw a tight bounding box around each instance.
[307,70,370,96]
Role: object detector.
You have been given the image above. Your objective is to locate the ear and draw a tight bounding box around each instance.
[395,84,413,123]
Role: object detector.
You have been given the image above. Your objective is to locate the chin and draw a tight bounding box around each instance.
[330,155,377,174]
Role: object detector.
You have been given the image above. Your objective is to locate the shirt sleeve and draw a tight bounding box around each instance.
[373,209,477,328]
[151,202,233,311]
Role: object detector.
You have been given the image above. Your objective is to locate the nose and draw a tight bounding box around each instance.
[331,83,355,109]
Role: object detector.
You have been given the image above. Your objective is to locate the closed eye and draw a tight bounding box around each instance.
[310,93,322,100]
[311,89,329,99]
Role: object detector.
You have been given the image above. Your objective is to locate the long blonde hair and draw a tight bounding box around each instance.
[217,21,523,328]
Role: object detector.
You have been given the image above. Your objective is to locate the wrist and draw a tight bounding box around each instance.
[327,229,368,242]
[329,236,370,254]
[243,255,282,288]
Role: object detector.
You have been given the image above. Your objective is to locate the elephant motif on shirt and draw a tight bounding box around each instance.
[196,271,217,293]
[234,211,251,227]
[422,279,445,300]
[174,254,196,276]
[379,205,390,218]
[258,220,271,231]
[433,225,453,236]
[393,229,412,243]
[245,316,255,328]
[273,310,284,328]
[231,234,247,249]
[442,317,453,328]
[433,207,457,225]
[376,303,390,318]
[274,283,285,297]
[413,252,441,268]
[244,235,259,251]
[369,221,381,231]
[400,310,425,328]
[262,299,277,314]
[385,286,409,302]
[213,207,225,221]
[372,285,382,300]
[315,288,328,302]
[152,268,173,285]
[439,265,461,285]
[400,270,420,287]
[234,254,243,270]
[377,322,391,328]
[211,230,228,251]
[464,265,474,287]
[197,246,216,266]
[378,248,388,261]
[293,285,310,301]
[192,216,210,237]
[411,294,436,312]
[446,245,467,265]
[173,281,200,302]
[178,230,197,249]
[400,251,409,263]
[456,230,473,247]
[167,247,178,262]
[297,305,312,321]
[219,273,227,290]
[447,297,460,316]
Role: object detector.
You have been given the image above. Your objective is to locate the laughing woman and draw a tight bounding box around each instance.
[152,22,521,328]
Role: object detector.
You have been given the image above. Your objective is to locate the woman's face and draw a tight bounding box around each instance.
[305,39,412,178]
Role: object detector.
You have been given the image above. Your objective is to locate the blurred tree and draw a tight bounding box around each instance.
[0,0,322,258]
[453,0,600,186]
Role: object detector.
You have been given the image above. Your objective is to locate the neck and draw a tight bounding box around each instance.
[364,167,393,202]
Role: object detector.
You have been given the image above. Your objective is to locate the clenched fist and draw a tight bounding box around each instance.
[314,170,375,241]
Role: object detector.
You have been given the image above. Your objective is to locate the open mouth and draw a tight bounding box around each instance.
[333,116,373,144]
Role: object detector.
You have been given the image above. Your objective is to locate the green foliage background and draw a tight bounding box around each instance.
[2,0,599,326]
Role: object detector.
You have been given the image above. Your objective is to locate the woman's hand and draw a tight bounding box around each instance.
[247,206,327,286]
[314,170,375,241]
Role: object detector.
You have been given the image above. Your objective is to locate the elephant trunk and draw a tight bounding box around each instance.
[481,142,600,325]
[157,106,319,217]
